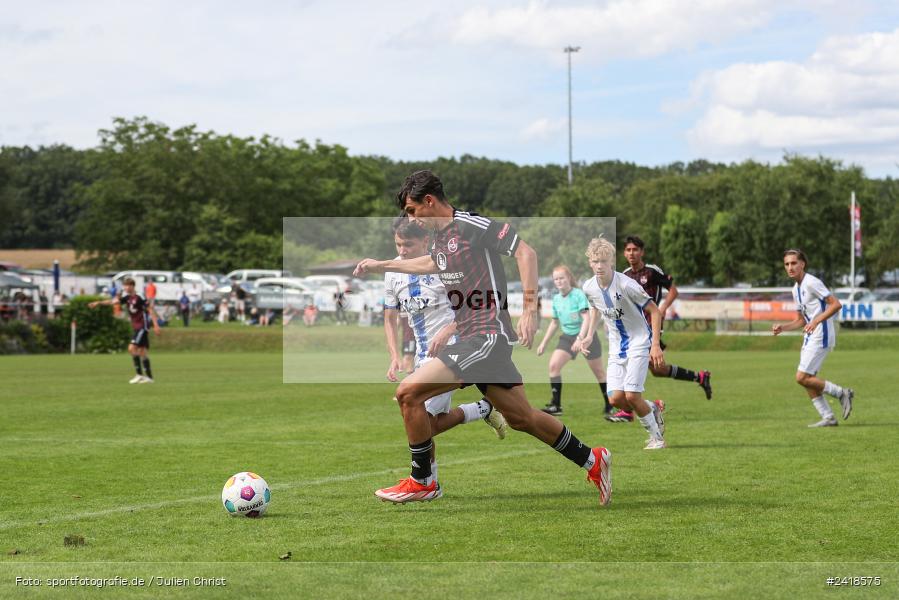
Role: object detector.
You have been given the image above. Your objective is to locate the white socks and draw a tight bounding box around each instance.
[460,399,492,423]
[823,381,844,399]
[430,460,438,482]
[638,411,662,440]
[812,396,834,419]
[460,402,481,423]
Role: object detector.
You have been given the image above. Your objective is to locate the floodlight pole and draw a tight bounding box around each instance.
[564,45,580,186]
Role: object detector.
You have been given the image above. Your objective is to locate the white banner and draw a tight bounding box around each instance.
[840,302,899,322]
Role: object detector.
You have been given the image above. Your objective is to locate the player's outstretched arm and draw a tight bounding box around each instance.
[88,298,115,308]
[354,255,437,276]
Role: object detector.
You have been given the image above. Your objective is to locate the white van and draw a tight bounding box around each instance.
[226,269,291,284]
[303,275,359,294]
[112,270,211,302]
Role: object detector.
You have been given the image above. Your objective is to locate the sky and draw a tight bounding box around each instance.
[3,0,899,177]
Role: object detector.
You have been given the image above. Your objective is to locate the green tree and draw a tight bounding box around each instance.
[706,211,744,286]
[537,177,617,217]
[74,117,386,271]
[660,205,707,284]
[484,165,565,216]
[0,145,91,248]
[181,204,243,272]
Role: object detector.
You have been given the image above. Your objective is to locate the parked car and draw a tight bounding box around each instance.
[874,288,899,302]
[226,269,292,284]
[112,270,193,302]
[833,287,876,303]
[253,277,320,311]
[254,277,321,295]
[215,281,255,295]
[303,275,362,294]
[180,271,218,292]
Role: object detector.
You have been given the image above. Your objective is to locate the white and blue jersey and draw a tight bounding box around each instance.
[793,273,836,349]
[384,261,456,363]
[582,273,654,359]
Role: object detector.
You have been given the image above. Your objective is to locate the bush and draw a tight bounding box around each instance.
[59,296,132,353]
[0,320,51,354]
[42,318,70,351]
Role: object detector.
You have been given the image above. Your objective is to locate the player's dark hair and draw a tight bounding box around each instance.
[392,215,428,240]
[123,277,136,286]
[784,248,808,265]
[395,170,447,209]
[624,235,645,249]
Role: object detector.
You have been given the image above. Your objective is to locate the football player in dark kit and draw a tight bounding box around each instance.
[355,170,611,507]
[89,277,161,383]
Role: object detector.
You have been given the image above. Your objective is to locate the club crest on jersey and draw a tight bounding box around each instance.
[640,276,648,284]
[436,252,447,270]
[447,237,458,253]
[614,292,623,300]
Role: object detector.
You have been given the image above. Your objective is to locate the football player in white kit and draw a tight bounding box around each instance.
[383,217,508,488]
[581,237,667,449]
[772,249,854,427]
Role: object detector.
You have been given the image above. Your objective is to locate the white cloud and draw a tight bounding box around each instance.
[520,117,566,141]
[451,0,779,61]
[687,27,899,170]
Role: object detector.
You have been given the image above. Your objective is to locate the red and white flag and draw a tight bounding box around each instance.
[851,204,862,258]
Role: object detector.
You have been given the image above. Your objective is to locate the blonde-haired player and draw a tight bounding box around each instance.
[581,237,667,449]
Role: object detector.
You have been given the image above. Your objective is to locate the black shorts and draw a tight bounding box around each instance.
[130,329,150,349]
[437,334,522,388]
[556,332,602,360]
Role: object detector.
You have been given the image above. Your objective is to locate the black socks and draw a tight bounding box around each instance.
[550,376,562,406]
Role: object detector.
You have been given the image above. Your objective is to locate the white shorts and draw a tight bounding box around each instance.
[415,356,454,416]
[798,344,831,376]
[606,355,650,394]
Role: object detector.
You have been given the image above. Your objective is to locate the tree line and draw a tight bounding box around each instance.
[1,116,897,285]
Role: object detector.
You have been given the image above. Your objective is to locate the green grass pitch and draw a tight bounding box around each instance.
[1,345,898,598]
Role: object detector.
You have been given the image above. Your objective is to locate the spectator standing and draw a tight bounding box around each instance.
[179,291,191,327]
[335,288,348,325]
[145,279,157,306]
[232,282,247,322]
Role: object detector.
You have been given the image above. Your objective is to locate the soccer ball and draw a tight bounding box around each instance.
[221,471,271,518]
